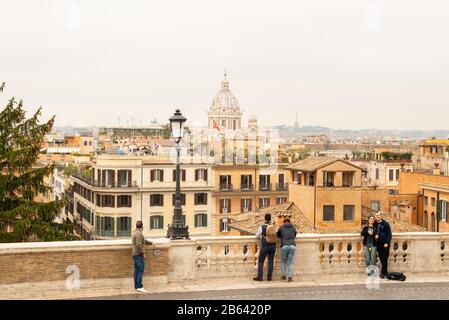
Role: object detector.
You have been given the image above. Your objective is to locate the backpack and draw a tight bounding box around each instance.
[263,223,277,244]
[386,272,406,281]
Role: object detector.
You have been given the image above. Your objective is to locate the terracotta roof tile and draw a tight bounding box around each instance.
[229,203,427,235]
[361,206,427,232]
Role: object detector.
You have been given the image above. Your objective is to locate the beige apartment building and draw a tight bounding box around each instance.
[352,159,414,192]
[414,139,449,176]
[287,157,363,232]
[69,155,213,239]
[212,164,291,235]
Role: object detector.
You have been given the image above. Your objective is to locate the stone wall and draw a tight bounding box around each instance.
[0,240,169,285]
[2,233,449,287]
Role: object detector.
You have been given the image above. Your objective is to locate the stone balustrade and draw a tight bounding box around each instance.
[1,233,449,288]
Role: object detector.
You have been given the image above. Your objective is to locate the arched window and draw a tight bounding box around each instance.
[431,212,436,232]
[424,211,428,228]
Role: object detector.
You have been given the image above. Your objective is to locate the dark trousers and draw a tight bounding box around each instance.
[133,255,145,289]
[257,245,276,279]
[377,244,390,275]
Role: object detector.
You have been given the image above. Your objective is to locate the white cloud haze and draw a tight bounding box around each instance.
[1,0,448,130]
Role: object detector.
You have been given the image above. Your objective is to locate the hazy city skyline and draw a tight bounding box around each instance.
[1,1,449,130]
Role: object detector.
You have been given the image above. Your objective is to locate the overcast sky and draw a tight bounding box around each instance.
[1,0,449,130]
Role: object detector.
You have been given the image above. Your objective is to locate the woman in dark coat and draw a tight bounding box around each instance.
[361,216,378,276]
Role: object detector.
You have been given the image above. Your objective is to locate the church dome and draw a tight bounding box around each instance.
[248,111,257,122]
[210,76,240,112]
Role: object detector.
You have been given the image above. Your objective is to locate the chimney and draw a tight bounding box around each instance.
[434,163,441,176]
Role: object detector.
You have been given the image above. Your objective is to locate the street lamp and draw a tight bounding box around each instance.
[167,109,190,240]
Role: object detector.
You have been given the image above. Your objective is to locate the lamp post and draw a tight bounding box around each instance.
[167,109,190,240]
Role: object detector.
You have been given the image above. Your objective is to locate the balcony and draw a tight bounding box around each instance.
[240,184,255,192]
[276,183,288,191]
[219,183,233,192]
[258,183,272,191]
[72,172,138,188]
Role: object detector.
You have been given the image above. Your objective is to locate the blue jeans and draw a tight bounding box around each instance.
[281,245,296,278]
[133,255,145,289]
[364,244,377,268]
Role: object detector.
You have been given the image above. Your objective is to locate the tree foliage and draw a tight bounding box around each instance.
[0,86,78,242]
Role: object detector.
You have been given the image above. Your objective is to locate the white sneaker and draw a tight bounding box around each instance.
[136,288,149,293]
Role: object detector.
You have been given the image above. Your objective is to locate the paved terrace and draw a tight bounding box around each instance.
[2,233,449,299]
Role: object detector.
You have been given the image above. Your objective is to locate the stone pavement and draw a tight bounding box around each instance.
[89,281,449,300]
[2,274,449,300]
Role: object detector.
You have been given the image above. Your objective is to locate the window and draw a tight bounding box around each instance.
[370,201,380,212]
[150,169,164,182]
[431,197,436,208]
[117,195,132,208]
[84,141,88,146]
[150,194,164,206]
[220,199,230,213]
[118,170,131,187]
[172,194,186,206]
[117,217,131,237]
[219,175,232,190]
[77,203,93,224]
[104,170,115,187]
[172,169,186,182]
[396,169,400,180]
[278,173,285,185]
[323,205,335,222]
[437,200,448,222]
[424,196,429,207]
[277,197,287,205]
[101,195,115,207]
[307,172,315,186]
[342,172,354,187]
[293,171,301,184]
[221,119,226,127]
[220,218,230,232]
[150,215,164,229]
[194,213,208,227]
[96,216,115,237]
[375,168,379,180]
[431,213,436,232]
[259,175,271,190]
[259,197,270,208]
[389,169,394,181]
[195,169,208,181]
[89,141,92,146]
[194,193,207,205]
[241,198,252,212]
[323,171,335,187]
[423,211,428,228]
[343,205,355,221]
[241,174,253,190]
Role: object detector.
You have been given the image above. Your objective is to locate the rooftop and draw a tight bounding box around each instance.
[286,157,363,172]
[229,202,426,234]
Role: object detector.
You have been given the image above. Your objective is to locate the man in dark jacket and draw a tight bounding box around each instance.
[374,212,392,278]
[277,218,297,281]
[253,213,276,281]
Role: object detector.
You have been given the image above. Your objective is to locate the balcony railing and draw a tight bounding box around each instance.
[276,183,288,191]
[3,232,449,291]
[259,183,272,191]
[219,183,233,192]
[72,172,138,188]
[240,184,254,191]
